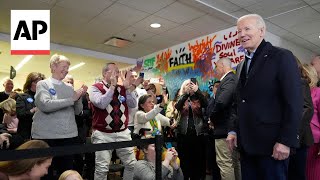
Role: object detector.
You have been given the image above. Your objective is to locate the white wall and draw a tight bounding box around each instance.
[265,32,313,64]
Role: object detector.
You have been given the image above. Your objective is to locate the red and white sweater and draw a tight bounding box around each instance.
[90,82,137,133]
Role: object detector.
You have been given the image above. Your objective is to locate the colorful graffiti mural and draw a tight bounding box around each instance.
[138,26,244,98]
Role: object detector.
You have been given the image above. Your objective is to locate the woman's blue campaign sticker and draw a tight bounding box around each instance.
[49,88,56,95]
[26,97,34,103]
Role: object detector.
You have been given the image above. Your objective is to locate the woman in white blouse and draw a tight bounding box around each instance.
[134,94,172,138]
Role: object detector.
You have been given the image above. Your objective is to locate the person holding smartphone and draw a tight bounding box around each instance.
[133,143,183,180]
[127,71,147,133]
[134,94,171,139]
[175,78,208,179]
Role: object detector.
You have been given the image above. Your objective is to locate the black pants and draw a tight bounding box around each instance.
[38,137,77,180]
[73,125,87,175]
[177,133,207,180]
[207,137,221,180]
[288,146,308,180]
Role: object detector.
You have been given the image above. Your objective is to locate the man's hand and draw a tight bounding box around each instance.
[143,80,150,90]
[226,134,237,152]
[170,121,177,129]
[134,77,143,87]
[30,107,38,113]
[272,142,290,160]
[121,70,131,89]
[73,87,85,101]
[162,93,168,105]
[208,120,214,129]
[110,70,118,86]
[190,81,198,92]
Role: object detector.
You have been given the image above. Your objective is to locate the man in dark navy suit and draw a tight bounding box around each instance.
[226,14,303,180]
[210,58,239,180]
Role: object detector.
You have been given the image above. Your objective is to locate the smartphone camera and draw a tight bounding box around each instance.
[190,78,197,84]
[162,86,167,94]
[139,72,144,78]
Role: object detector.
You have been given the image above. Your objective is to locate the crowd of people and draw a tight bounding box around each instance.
[0,13,319,180]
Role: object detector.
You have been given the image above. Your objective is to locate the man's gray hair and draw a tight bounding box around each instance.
[102,62,115,76]
[217,57,232,68]
[238,14,266,30]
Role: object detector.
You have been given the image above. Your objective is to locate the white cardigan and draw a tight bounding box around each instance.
[134,104,170,138]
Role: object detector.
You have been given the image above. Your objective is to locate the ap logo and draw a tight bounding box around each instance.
[11,10,50,55]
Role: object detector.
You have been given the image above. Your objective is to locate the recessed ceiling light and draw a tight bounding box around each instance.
[150,23,161,28]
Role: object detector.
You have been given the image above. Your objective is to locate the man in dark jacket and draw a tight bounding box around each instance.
[227,14,303,180]
[210,58,239,180]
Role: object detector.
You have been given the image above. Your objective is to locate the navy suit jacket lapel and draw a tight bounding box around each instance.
[246,43,272,82]
[236,60,245,80]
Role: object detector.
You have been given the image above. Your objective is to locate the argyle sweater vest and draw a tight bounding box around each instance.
[91,82,129,133]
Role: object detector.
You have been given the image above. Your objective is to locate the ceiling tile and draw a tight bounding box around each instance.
[303,42,320,52]
[281,32,320,53]
[268,7,320,29]
[0,0,53,10]
[155,1,206,24]
[229,8,251,18]
[141,35,181,50]
[297,39,319,49]
[56,0,113,15]
[118,0,175,14]
[160,25,204,42]
[52,16,129,46]
[62,39,100,52]
[111,42,158,58]
[185,14,233,35]
[207,10,237,25]
[265,21,290,37]
[290,20,320,36]
[115,26,156,42]
[195,0,242,13]
[225,0,263,8]
[304,0,320,5]
[51,6,95,26]
[85,16,129,40]
[304,33,320,47]
[100,2,149,26]
[51,30,71,44]
[312,2,320,10]
[132,15,180,33]
[245,0,307,18]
